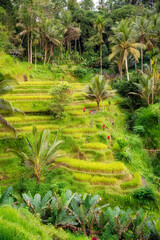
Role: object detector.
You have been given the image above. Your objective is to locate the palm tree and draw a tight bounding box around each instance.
[0,78,23,136]
[108,19,144,81]
[129,74,153,106]
[134,16,153,73]
[94,16,106,75]
[42,20,61,65]
[84,75,114,111]
[17,4,37,63]
[6,126,63,184]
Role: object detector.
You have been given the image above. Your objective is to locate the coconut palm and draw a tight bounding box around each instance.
[133,16,153,73]
[42,20,62,65]
[6,125,63,184]
[94,16,106,75]
[108,19,144,81]
[17,5,37,63]
[84,75,114,111]
[0,78,23,136]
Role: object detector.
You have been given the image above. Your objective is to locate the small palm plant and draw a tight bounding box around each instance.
[0,77,23,136]
[129,74,153,105]
[6,125,63,184]
[84,75,114,111]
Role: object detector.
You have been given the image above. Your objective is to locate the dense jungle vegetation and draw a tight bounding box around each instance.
[0,0,160,239]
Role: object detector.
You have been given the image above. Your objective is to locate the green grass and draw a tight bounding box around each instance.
[55,158,126,173]
[0,206,68,240]
[121,172,142,189]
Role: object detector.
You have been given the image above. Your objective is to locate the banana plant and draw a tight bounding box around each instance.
[147,217,160,240]
[69,193,109,235]
[47,190,77,229]
[0,186,14,206]
[22,190,52,217]
[99,206,133,239]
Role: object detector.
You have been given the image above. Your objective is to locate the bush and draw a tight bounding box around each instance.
[133,186,156,202]
[121,172,141,189]
[112,72,144,110]
[50,83,71,119]
[72,68,87,78]
[134,104,160,148]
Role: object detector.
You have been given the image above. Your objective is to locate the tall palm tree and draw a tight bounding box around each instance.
[0,78,23,136]
[94,16,106,75]
[84,75,114,111]
[108,19,144,81]
[17,4,37,63]
[42,20,61,65]
[134,16,153,73]
[6,125,63,184]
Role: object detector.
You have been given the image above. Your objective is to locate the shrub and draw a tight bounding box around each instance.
[55,158,126,173]
[72,68,87,78]
[90,176,117,185]
[133,186,156,202]
[134,104,160,148]
[82,142,107,150]
[121,172,141,189]
[50,83,71,119]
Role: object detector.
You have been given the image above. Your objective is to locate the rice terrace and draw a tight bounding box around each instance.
[0,0,160,239]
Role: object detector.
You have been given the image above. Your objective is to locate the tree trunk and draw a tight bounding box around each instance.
[44,41,48,65]
[141,47,143,73]
[125,57,129,81]
[100,33,102,75]
[97,101,100,111]
[135,60,137,73]
[35,45,37,71]
[75,39,77,52]
[150,58,152,72]
[30,31,33,64]
[79,39,81,55]
[28,32,30,63]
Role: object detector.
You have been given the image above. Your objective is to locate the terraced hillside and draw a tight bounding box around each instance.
[0,63,145,196]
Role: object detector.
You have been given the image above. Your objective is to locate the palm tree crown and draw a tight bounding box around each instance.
[6,125,63,184]
[108,19,145,81]
[84,75,114,111]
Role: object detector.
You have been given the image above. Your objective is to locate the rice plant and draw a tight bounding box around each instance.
[55,158,126,173]
[82,142,107,150]
[121,172,142,189]
[90,176,117,185]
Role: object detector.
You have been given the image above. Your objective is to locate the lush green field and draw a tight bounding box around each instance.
[0,54,160,239]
